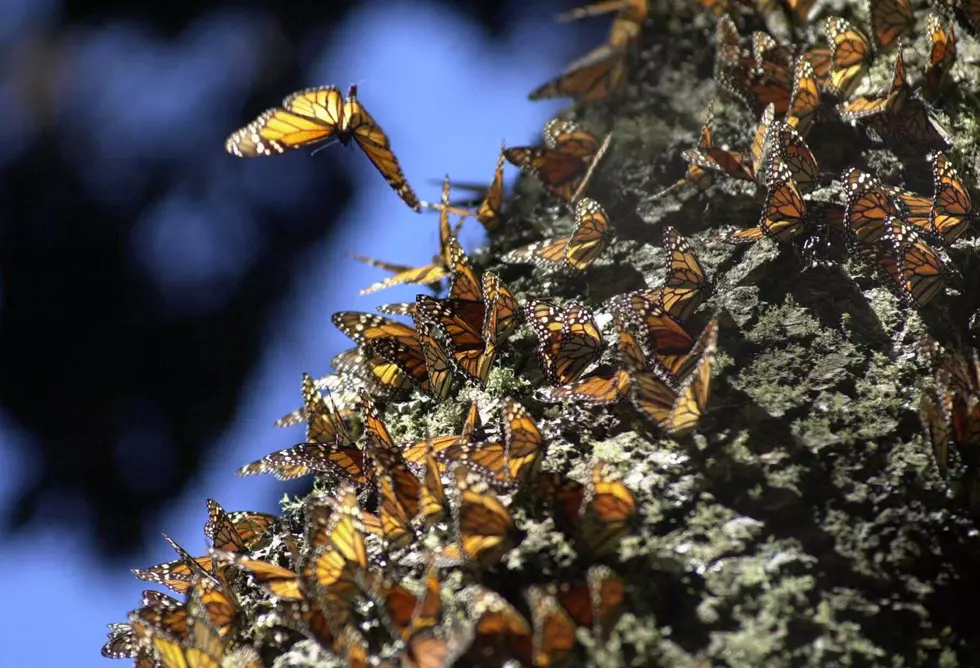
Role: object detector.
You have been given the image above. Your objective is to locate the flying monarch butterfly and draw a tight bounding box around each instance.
[554,565,626,640]
[924,13,957,99]
[226,85,420,212]
[825,17,873,98]
[446,464,517,566]
[526,587,578,668]
[659,227,711,322]
[930,152,976,243]
[525,299,604,386]
[876,217,949,307]
[132,535,217,595]
[351,176,456,295]
[457,587,533,666]
[787,56,819,137]
[502,197,611,271]
[504,119,600,200]
[870,0,914,50]
[628,317,719,436]
[203,499,276,555]
[655,100,719,198]
[920,386,953,478]
[838,47,911,122]
[529,42,629,103]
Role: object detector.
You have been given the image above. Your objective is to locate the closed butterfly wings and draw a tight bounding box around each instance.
[226,85,420,211]
[659,226,711,322]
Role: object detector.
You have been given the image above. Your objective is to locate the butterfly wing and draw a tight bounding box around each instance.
[226,86,344,157]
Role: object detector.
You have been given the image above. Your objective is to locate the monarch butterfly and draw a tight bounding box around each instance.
[758,157,808,242]
[367,313,455,400]
[476,147,507,231]
[659,226,710,322]
[203,499,276,555]
[787,56,819,137]
[876,217,949,307]
[447,464,516,566]
[766,119,819,194]
[919,386,952,478]
[504,119,600,200]
[401,400,482,463]
[577,460,638,556]
[102,622,148,660]
[274,371,360,429]
[211,552,305,601]
[678,103,756,183]
[870,0,914,50]
[825,17,873,98]
[416,273,511,388]
[655,101,718,198]
[363,418,421,520]
[378,559,442,644]
[529,42,629,103]
[783,0,817,23]
[628,318,719,436]
[924,14,957,98]
[420,437,449,525]
[457,587,533,666]
[502,399,544,484]
[526,586,578,668]
[525,299,604,386]
[554,565,626,640]
[841,168,900,262]
[930,152,975,243]
[226,85,420,212]
[142,604,226,668]
[351,176,456,295]
[556,0,648,24]
[838,47,910,122]
[611,291,694,381]
[802,46,833,85]
[864,90,952,151]
[716,21,794,113]
[132,535,217,595]
[303,485,369,600]
[503,197,611,271]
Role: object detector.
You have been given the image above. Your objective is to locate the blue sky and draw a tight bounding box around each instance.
[0,1,588,664]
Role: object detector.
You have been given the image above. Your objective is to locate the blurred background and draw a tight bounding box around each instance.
[0,0,604,663]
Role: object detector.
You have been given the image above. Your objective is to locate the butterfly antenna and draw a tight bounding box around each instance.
[570,132,613,203]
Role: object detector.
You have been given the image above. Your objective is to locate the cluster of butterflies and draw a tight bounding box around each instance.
[102,385,634,667]
[919,337,980,511]
[658,2,976,308]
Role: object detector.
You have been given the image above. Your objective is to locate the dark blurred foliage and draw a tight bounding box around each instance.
[0,0,519,557]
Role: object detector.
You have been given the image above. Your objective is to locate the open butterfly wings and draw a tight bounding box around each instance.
[226,85,420,212]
